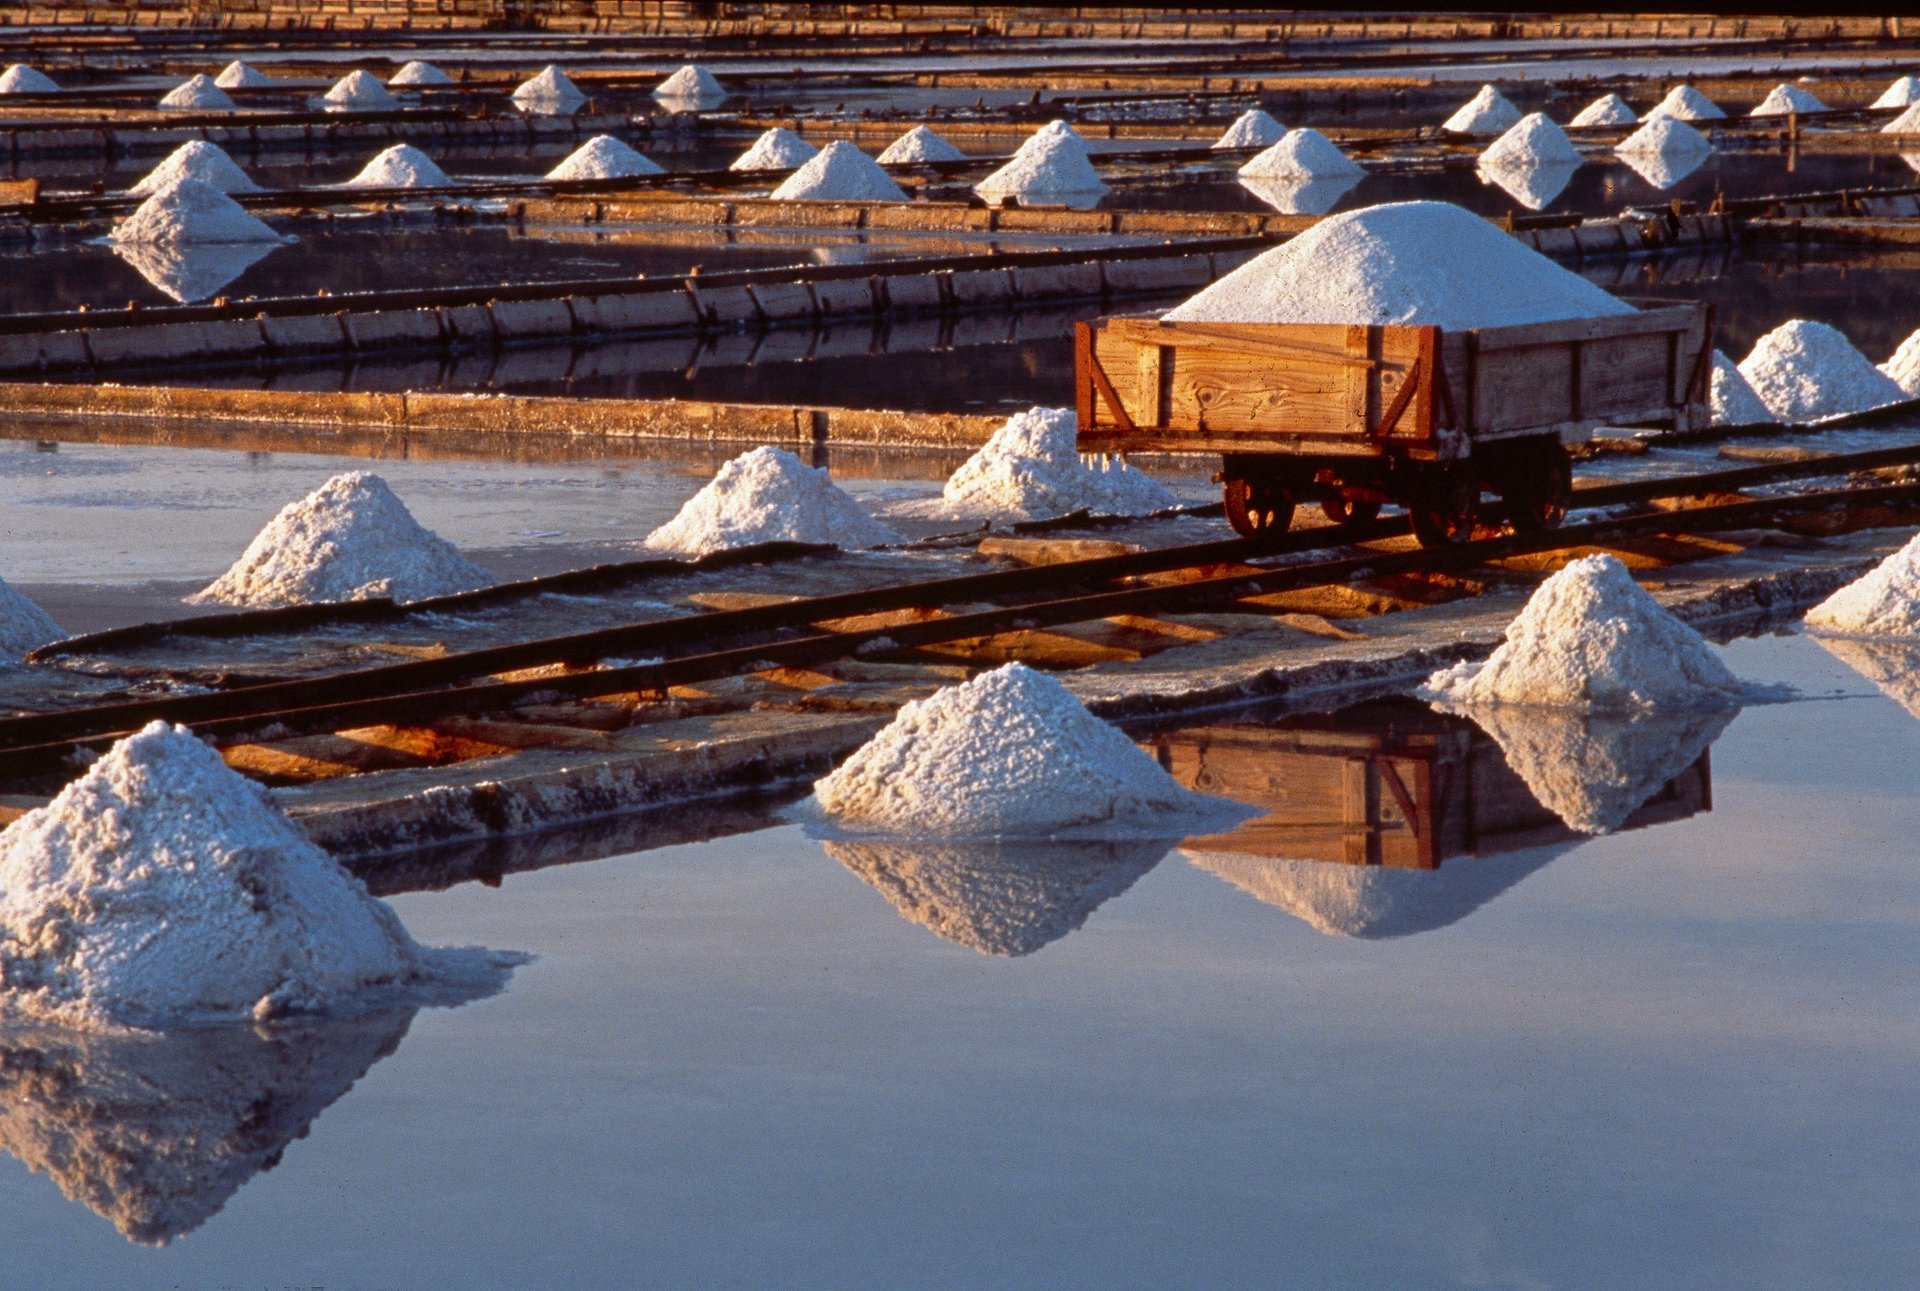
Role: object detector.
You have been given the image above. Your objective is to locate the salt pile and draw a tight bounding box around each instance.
[0,721,516,1029]
[0,64,59,94]
[546,134,663,180]
[190,471,490,607]
[728,126,818,171]
[1616,112,1714,157]
[1882,328,1920,396]
[322,70,397,110]
[643,446,898,556]
[1016,120,1090,158]
[769,141,907,202]
[1885,103,1920,135]
[1163,200,1635,329]
[108,179,282,247]
[112,238,279,305]
[213,60,272,89]
[511,65,586,112]
[1442,84,1523,133]
[1751,83,1827,116]
[974,130,1106,200]
[811,663,1243,837]
[389,59,454,88]
[1237,173,1361,217]
[653,63,725,101]
[1237,128,1363,180]
[1805,532,1920,637]
[157,75,235,111]
[1477,158,1577,211]
[876,125,967,164]
[0,572,63,656]
[1421,554,1746,710]
[1710,350,1774,426]
[1569,93,1637,127]
[340,143,453,189]
[939,406,1175,521]
[128,141,259,197]
[1212,108,1286,149]
[1737,319,1907,422]
[1648,84,1725,121]
[1873,75,1920,109]
[1479,112,1581,167]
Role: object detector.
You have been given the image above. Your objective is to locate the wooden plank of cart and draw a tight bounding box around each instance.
[1074,303,1715,546]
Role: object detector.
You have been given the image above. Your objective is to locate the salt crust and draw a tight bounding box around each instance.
[1805,531,1920,637]
[643,446,899,556]
[1569,93,1637,127]
[1874,76,1920,110]
[1751,83,1827,116]
[938,405,1175,520]
[109,178,283,246]
[876,125,967,164]
[770,140,906,201]
[1442,84,1522,133]
[1814,635,1920,720]
[653,63,725,100]
[1164,200,1634,329]
[0,64,58,94]
[112,238,277,304]
[810,663,1248,838]
[1237,173,1360,216]
[389,59,454,87]
[0,721,518,1030]
[512,65,585,109]
[1480,112,1580,167]
[975,130,1105,197]
[1882,328,1920,395]
[1648,84,1725,121]
[158,75,235,111]
[0,572,63,656]
[1710,350,1774,426]
[546,134,663,180]
[1212,108,1286,149]
[1237,127,1363,179]
[190,471,490,607]
[729,126,817,171]
[213,60,273,89]
[340,143,453,189]
[129,141,259,197]
[1420,554,1746,711]
[1886,103,1920,135]
[1616,113,1713,157]
[1737,319,1908,423]
[1477,158,1576,211]
[1618,146,1709,191]
[322,70,397,109]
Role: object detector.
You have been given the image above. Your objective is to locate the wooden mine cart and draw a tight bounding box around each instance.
[1074,304,1714,546]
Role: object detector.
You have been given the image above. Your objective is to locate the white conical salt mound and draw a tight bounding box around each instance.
[546,134,663,180]
[812,663,1242,837]
[157,75,235,111]
[653,63,725,100]
[770,140,907,201]
[1569,93,1636,127]
[1882,328,1920,395]
[1649,84,1725,121]
[1616,112,1714,157]
[1873,75,1920,109]
[1015,120,1091,159]
[876,125,967,164]
[1237,127,1364,179]
[939,406,1175,521]
[0,721,513,1030]
[108,179,282,247]
[1710,350,1774,426]
[213,60,273,89]
[0,64,59,94]
[1805,532,1920,637]
[340,143,453,189]
[1163,200,1634,329]
[511,65,585,109]
[1213,108,1286,149]
[1480,112,1581,167]
[975,131,1106,198]
[0,572,63,657]
[389,59,453,88]
[1751,83,1827,116]
[189,472,490,607]
[729,126,818,171]
[128,141,259,197]
[644,447,899,556]
[1737,320,1907,422]
[322,70,397,109]
[1420,554,1746,710]
[1477,157,1577,211]
[1884,103,1920,135]
[1442,84,1522,133]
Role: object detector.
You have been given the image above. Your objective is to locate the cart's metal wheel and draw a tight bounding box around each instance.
[1408,466,1480,548]
[1222,475,1294,539]
[1506,443,1573,532]
[1321,495,1384,525]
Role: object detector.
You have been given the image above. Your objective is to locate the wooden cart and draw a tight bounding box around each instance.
[1074,304,1714,546]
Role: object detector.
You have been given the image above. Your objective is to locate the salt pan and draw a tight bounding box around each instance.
[1710,350,1773,426]
[0,572,63,656]
[729,126,817,171]
[1212,108,1286,149]
[875,125,967,164]
[109,179,283,247]
[340,143,453,189]
[1873,75,1920,109]
[653,63,725,101]
[322,70,397,110]
[1805,531,1920,637]
[1751,83,1827,116]
[546,134,663,180]
[1480,112,1580,167]
[1420,553,1746,710]
[213,60,273,89]
[157,75,235,111]
[770,141,906,201]
[1882,328,1920,396]
[974,130,1106,199]
[1442,84,1522,134]
[1237,127,1363,179]
[1569,93,1637,127]
[1616,112,1713,156]
[128,141,259,197]
[939,406,1175,521]
[0,64,56,94]
[190,471,490,607]
[643,446,899,556]
[1737,319,1907,422]
[1885,103,1920,135]
[512,65,585,111]
[1648,84,1725,121]
[389,60,454,88]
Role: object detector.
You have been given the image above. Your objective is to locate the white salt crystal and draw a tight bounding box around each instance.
[0,64,58,94]
[875,125,967,164]
[1806,532,1920,637]
[1015,120,1090,159]
[1884,103,1920,135]
[128,141,259,197]
[729,126,817,171]
[1480,112,1580,167]
[546,134,663,180]
[511,65,585,110]
[1750,83,1827,116]
[939,406,1175,521]
[653,63,725,101]
[1882,328,1920,396]
[0,572,63,656]
[1442,84,1522,133]
[1648,84,1725,121]
[213,60,273,89]
[109,178,282,246]
[189,471,490,607]
[322,69,397,110]
[158,75,235,111]
[1873,75,1920,109]
[1569,93,1637,127]
[643,446,899,556]
[1710,350,1774,426]
[974,130,1106,199]
[1212,108,1286,149]
[389,59,453,88]
[339,143,453,189]
[1738,319,1908,422]
[1616,112,1714,156]
[770,140,906,201]
[1237,127,1363,179]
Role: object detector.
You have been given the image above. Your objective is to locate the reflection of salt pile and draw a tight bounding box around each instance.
[1874,75,1920,109]
[1617,144,1710,190]
[1737,319,1907,422]
[1477,157,1577,211]
[813,663,1242,837]
[771,140,907,201]
[158,75,235,111]
[0,572,63,656]
[1805,532,1920,637]
[1616,112,1714,158]
[546,134,663,180]
[111,237,278,304]
[190,471,490,607]
[213,61,273,88]
[1813,636,1920,720]
[1480,112,1581,167]
[1442,84,1522,133]
[1649,84,1725,121]
[1570,93,1637,127]
[0,64,58,94]
[729,126,818,171]
[1422,554,1745,710]
[825,837,1169,956]
[512,65,586,112]
[340,143,453,189]
[653,63,725,101]
[108,179,282,246]
[1237,128,1363,179]
[876,125,967,164]
[0,721,515,1029]
[1237,173,1360,216]
[1883,103,1920,136]
[0,1011,414,1246]
[644,446,898,555]
[1751,83,1827,116]
[128,141,259,196]
[1710,350,1774,426]
[1883,329,1920,395]
[389,59,454,87]
[322,69,398,110]
[975,129,1106,200]
[1164,200,1634,328]
[1213,108,1286,148]
[940,406,1175,521]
